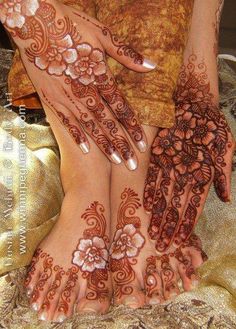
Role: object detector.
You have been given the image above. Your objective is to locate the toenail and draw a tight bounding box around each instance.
[149,297,161,305]
[191,280,199,289]
[56,314,67,323]
[82,308,98,314]
[31,303,39,311]
[123,296,139,306]
[169,292,178,299]
[147,275,156,285]
[26,288,32,297]
[39,312,47,321]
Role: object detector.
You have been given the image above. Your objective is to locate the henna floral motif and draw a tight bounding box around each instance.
[144,54,234,252]
[110,188,145,300]
[0,0,146,163]
[72,202,110,301]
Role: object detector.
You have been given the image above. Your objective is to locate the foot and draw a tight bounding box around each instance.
[110,187,207,309]
[25,200,111,322]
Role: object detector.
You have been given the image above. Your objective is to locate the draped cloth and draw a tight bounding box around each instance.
[0,47,236,326]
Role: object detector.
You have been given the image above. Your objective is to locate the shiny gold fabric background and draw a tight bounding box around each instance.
[0,55,235,328]
[8,0,193,127]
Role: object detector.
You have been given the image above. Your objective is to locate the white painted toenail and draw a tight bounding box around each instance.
[191,280,199,288]
[149,298,161,305]
[82,308,97,314]
[169,292,178,299]
[26,288,32,297]
[124,296,138,305]
[39,312,47,321]
[56,315,67,323]
[31,303,39,311]
[147,275,156,285]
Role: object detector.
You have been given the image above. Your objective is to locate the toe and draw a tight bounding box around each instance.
[145,271,164,305]
[25,249,43,297]
[177,260,199,292]
[30,274,52,313]
[159,258,180,301]
[114,284,146,309]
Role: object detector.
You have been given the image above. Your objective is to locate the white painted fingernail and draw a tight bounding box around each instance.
[137,140,147,153]
[56,314,67,323]
[31,303,39,311]
[80,142,89,154]
[127,158,137,171]
[111,151,122,164]
[142,59,157,70]
[149,297,161,305]
[39,312,47,321]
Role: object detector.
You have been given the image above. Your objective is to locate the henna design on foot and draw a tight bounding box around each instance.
[72,202,110,301]
[110,188,145,300]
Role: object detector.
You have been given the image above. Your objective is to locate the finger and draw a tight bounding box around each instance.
[173,180,213,248]
[65,85,139,170]
[148,172,175,244]
[98,27,156,72]
[96,67,147,153]
[155,182,192,252]
[143,160,161,213]
[213,138,235,202]
[40,93,90,155]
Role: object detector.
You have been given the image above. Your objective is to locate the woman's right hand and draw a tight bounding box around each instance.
[0,0,156,170]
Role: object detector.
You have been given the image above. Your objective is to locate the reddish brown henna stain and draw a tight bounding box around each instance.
[144,54,233,252]
[110,188,145,300]
[0,0,145,157]
[72,202,110,301]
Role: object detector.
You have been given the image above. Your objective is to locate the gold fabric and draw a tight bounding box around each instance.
[8,0,193,127]
[0,58,235,327]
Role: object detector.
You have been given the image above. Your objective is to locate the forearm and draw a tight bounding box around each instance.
[179,0,224,105]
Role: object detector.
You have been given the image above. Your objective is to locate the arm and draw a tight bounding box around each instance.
[144,0,235,252]
[0,0,156,170]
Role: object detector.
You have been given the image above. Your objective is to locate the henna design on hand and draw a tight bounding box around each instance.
[0,0,147,163]
[72,202,110,301]
[144,54,234,252]
[110,188,145,300]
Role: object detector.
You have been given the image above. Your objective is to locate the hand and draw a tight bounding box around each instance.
[0,0,156,170]
[143,54,235,253]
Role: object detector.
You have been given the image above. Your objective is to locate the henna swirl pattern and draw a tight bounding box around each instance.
[110,188,145,300]
[144,54,234,252]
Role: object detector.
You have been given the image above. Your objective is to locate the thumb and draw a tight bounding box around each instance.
[98,27,157,72]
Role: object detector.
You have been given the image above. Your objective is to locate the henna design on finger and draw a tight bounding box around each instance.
[144,54,234,252]
[0,0,145,160]
[72,202,110,301]
[110,188,145,300]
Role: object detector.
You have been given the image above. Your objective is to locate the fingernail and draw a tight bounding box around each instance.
[56,314,67,323]
[80,142,89,154]
[137,140,147,153]
[123,296,138,306]
[149,297,161,305]
[39,312,47,321]
[111,151,122,164]
[143,58,157,70]
[127,158,137,171]
[31,303,39,311]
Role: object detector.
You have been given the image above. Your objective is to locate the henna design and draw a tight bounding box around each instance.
[145,233,207,298]
[72,202,110,301]
[144,54,233,252]
[110,188,145,300]
[0,0,145,160]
